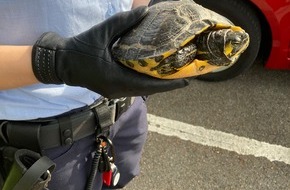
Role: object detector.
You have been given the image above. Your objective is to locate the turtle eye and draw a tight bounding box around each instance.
[227,31,242,44]
[232,36,242,44]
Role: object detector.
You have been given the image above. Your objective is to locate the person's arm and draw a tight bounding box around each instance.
[0,2,150,91]
[1,6,188,98]
[0,45,38,90]
[0,0,151,91]
[0,1,149,90]
[0,2,150,90]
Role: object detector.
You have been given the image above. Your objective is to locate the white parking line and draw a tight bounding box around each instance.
[147,114,290,165]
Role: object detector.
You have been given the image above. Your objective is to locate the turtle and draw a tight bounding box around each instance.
[112,0,250,79]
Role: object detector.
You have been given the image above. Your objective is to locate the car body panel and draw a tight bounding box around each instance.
[250,0,290,69]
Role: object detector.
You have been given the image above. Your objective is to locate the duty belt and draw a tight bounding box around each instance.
[0,97,134,152]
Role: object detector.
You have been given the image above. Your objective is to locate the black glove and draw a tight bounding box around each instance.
[32,6,189,99]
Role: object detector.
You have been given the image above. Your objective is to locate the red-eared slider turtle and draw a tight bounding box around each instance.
[112,0,250,79]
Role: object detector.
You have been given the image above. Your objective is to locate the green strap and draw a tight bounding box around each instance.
[12,156,55,190]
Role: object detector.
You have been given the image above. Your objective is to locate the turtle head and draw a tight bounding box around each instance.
[223,29,250,60]
[196,28,250,66]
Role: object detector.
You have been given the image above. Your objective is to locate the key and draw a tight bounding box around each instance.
[100,147,111,172]
[98,141,111,172]
[97,150,105,172]
[96,135,120,187]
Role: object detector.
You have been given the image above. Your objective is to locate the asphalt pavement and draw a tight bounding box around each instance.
[124,62,290,190]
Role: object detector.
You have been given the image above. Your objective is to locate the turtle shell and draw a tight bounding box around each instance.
[112,0,245,79]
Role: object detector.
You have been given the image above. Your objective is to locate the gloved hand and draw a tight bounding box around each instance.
[32,6,189,99]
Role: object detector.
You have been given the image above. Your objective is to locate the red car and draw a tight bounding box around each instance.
[152,0,290,81]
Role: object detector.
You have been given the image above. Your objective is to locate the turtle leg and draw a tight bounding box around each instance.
[153,42,197,76]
